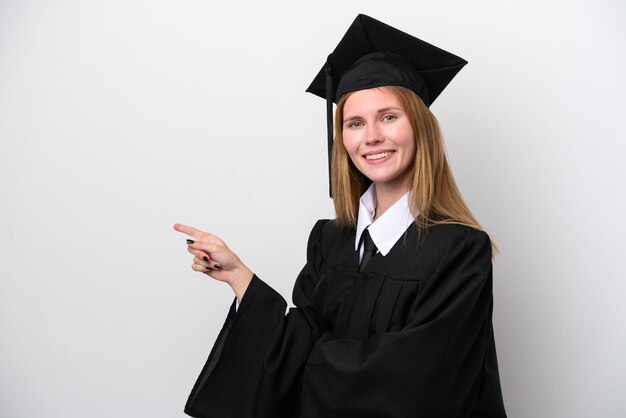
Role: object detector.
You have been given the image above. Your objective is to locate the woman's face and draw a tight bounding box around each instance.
[342,87,416,193]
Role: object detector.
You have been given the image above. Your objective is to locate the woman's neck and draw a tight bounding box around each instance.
[373,182,410,221]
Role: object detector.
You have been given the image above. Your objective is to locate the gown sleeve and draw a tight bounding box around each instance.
[184,220,328,418]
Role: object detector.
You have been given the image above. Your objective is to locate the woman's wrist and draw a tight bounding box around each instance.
[229,265,254,302]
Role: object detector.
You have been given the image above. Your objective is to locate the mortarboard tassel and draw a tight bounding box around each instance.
[324,60,333,197]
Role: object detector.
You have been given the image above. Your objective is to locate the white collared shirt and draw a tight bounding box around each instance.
[355,184,415,261]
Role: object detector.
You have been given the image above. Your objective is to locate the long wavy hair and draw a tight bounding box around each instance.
[331,86,495,251]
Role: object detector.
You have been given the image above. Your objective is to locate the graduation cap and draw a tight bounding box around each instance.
[306,14,468,196]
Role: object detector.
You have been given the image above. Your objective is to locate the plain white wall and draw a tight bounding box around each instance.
[1,0,625,417]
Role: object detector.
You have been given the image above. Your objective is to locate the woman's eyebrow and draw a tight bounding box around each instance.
[342,115,360,123]
[344,106,403,122]
[376,106,403,114]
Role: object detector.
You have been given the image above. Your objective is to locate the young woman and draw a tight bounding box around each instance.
[175,14,506,418]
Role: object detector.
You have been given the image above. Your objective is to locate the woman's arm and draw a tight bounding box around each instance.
[176,220,329,418]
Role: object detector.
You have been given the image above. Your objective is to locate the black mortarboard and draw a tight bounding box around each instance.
[306,14,468,196]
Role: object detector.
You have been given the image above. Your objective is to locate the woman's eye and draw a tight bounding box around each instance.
[347,121,362,128]
[383,115,396,122]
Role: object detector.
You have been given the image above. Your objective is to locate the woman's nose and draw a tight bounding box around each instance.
[365,124,383,144]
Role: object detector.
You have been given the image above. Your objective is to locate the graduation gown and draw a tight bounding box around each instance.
[184,220,507,418]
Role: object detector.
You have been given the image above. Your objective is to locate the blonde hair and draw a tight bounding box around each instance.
[331,86,496,253]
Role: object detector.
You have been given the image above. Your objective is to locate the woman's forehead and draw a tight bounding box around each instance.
[343,87,404,115]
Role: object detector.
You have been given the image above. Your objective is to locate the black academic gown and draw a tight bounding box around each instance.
[184,220,507,418]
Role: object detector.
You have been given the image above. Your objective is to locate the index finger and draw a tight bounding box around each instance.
[173,223,206,240]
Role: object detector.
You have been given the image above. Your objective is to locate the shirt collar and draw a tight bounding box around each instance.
[354,184,415,256]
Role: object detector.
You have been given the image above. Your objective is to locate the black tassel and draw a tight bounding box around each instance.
[324,60,333,198]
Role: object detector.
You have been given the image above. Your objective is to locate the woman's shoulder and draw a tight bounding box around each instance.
[306,219,355,257]
[307,218,354,240]
[308,219,489,246]
[306,219,491,260]
[422,222,492,261]
[426,222,489,241]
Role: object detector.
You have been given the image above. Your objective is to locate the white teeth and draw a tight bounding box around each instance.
[365,151,393,160]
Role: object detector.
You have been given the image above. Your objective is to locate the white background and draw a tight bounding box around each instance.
[1,1,625,417]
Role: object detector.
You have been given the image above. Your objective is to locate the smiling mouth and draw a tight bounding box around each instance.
[365,151,395,160]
